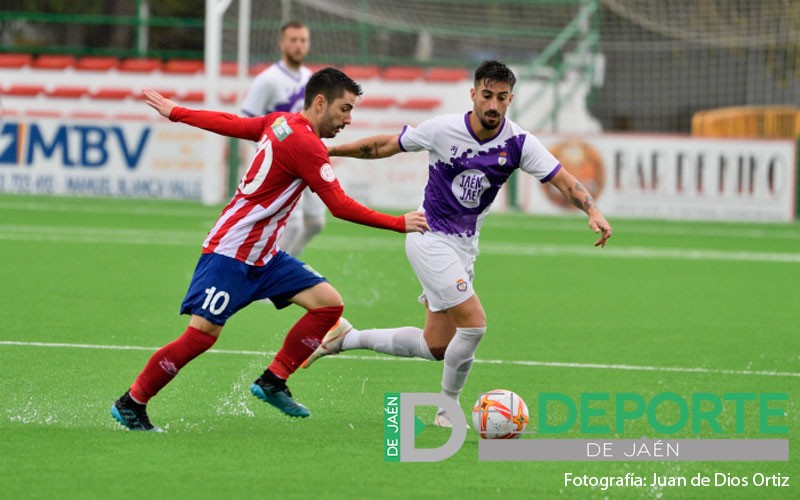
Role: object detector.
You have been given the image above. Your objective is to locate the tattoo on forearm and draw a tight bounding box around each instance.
[568,189,582,209]
[359,144,373,158]
[568,182,595,211]
[358,142,381,159]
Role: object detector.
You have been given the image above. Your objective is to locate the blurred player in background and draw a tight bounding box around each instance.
[241,20,325,257]
[111,69,428,431]
[303,60,612,427]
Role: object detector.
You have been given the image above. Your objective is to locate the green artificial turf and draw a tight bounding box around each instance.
[1,195,798,499]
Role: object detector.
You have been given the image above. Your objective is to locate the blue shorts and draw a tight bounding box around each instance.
[180,251,327,325]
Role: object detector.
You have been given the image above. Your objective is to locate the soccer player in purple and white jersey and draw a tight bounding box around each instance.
[241,21,325,257]
[304,60,613,427]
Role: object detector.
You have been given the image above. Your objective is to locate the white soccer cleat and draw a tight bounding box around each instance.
[434,407,470,429]
[301,318,353,368]
[434,408,454,428]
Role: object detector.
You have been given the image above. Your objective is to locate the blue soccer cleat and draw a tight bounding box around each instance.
[250,372,310,418]
[111,391,163,432]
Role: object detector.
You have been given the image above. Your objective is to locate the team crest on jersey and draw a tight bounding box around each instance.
[270,116,293,141]
[320,163,336,182]
[498,151,507,166]
[456,279,468,292]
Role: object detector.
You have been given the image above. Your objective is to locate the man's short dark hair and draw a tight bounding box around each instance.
[474,60,517,90]
[304,67,363,109]
[280,21,307,33]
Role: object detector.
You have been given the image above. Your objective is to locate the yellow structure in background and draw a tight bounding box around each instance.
[692,106,800,139]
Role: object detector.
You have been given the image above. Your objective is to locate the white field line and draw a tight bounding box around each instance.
[0,224,202,246]
[479,242,800,263]
[0,200,214,218]
[486,217,800,241]
[1,225,798,263]
[1,340,799,378]
[2,199,799,240]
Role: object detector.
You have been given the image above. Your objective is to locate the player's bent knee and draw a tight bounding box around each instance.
[315,284,343,308]
[448,296,487,328]
[188,315,223,338]
[290,282,343,309]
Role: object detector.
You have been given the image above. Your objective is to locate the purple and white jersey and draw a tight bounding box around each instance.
[241,61,312,117]
[399,112,561,255]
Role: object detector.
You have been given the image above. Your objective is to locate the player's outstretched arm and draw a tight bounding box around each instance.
[317,187,428,234]
[143,87,265,142]
[548,168,613,247]
[328,135,401,159]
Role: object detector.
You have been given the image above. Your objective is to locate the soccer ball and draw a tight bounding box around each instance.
[472,389,529,439]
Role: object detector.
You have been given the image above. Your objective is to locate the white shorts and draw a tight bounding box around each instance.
[405,231,475,312]
[289,187,326,221]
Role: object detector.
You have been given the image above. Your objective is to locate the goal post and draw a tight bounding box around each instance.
[202,0,255,205]
[203,0,297,204]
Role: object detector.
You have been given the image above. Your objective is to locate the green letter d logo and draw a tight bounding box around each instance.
[399,393,467,462]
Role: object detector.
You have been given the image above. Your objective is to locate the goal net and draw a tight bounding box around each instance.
[221,0,589,68]
[218,0,799,134]
[591,0,800,132]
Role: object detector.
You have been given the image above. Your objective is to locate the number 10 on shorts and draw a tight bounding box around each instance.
[202,286,230,315]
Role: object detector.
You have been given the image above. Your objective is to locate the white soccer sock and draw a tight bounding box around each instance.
[441,327,486,401]
[280,221,303,257]
[284,219,324,256]
[281,215,325,257]
[342,326,435,360]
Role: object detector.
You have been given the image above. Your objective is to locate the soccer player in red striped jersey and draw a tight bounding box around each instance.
[111,68,428,431]
[240,21,326,257]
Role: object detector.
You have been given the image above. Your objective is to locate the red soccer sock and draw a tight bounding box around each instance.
[129,326,217,404]
[268,305,344,379]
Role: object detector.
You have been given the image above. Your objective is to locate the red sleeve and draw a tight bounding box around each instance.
[317,187,406,233]
[169,106,266,142]
[293,142,341,196]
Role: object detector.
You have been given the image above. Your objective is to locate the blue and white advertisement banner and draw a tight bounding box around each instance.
[2,118,796,222]
[0,117,206,200]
